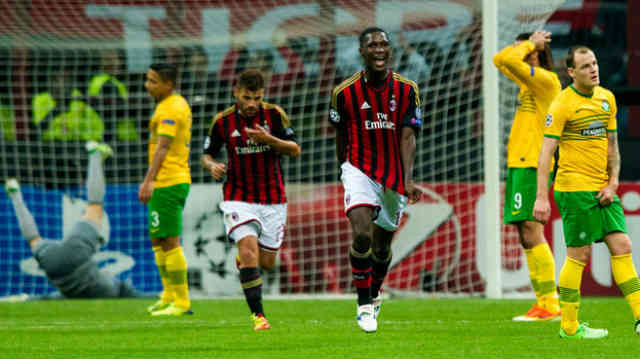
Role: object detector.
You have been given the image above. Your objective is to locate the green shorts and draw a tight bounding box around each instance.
[147,183,190,239]
[503,168,550,224]
[554,191,627,247]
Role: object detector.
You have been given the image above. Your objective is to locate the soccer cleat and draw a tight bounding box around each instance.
[559,323,608,339]
[251,313,271,330]
[147,299,172,313]
[86,141,113,160]
[372,292,382,320]
[150,303,193,316]
[513,304,560,322]
[357,304,377,333]
[4,178,19,195]
[635,320,640,335]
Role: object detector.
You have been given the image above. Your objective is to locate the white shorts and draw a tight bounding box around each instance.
[219,201,287,252]
[341,162,408,231]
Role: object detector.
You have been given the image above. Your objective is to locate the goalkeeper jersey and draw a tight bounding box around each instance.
[544,85,617,192]
[148,93,192,188]
[493,40,561,169]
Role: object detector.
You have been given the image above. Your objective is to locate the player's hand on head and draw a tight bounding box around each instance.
[529,30,551,50]
[532,198,550,224]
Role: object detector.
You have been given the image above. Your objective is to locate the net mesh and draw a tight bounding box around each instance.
[0,0,564,298]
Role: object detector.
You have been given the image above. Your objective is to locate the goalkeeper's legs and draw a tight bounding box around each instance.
[83,141,112,244]
[5,178,42,251]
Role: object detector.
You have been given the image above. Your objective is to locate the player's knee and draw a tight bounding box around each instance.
[260,256,276,271]
[352,233,372,254]
[238,246,258,266]
[372,246,391,262]
[608,235,632,256]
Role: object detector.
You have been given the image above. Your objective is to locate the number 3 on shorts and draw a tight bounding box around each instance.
[151,211,160,228]
[513,192,522,210]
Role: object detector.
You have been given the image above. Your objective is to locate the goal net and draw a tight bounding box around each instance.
[0,0,565,298]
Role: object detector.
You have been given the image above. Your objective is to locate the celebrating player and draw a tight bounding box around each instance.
[5,141,147,299]
[201,69,301,330]
[493,30,562,321]
[534,46,640,338]
[140,63,193,316]
[329,27,422,333]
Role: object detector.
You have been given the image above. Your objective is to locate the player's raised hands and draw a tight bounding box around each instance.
[529,30,551,50]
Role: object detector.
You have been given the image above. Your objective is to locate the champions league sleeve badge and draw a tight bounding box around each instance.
[329,108,340,124]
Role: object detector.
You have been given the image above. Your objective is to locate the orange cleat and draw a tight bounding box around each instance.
[252,313,271,330]
[513,304,560,322]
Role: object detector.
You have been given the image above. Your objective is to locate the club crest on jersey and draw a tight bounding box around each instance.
[329,108,340,123]
[390,95,396,112]
[545,114,553,127]
[602,100,610,112]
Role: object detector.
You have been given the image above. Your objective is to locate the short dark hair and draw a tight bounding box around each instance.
[516,32,532,41]
[566,45,592,68]
[359,27,390,47]
[149,63,178,85]
[236,69,264,91]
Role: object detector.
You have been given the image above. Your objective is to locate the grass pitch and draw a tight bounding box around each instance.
[0,297,637,358]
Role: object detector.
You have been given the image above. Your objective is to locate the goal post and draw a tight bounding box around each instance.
[482,0,502,299]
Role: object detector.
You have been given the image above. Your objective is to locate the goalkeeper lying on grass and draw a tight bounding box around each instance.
[4,141,150,301]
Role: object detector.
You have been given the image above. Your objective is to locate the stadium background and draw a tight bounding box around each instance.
[0,0,638,299]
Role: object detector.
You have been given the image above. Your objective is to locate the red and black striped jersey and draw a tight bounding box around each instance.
[329,70,422,195]
[204,103,296,204]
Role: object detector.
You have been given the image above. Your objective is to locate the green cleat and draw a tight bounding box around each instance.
[635,320,640,335]
[147,299,172,313]
[559,323,608,339]
[151,303,193,316]
[4,178,19,195]
[85,140,113,160]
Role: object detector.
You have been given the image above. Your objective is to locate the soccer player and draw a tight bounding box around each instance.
[329,27,422,333]
[533,46,640,338]
[4,141,146,299]
[201,69,300,331]
[493,30,562,321]
[139,63,193,316]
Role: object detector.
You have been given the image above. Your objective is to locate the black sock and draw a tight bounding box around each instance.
[240,267,263,316]
[350,247,372,306]
[371,252,392,298]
